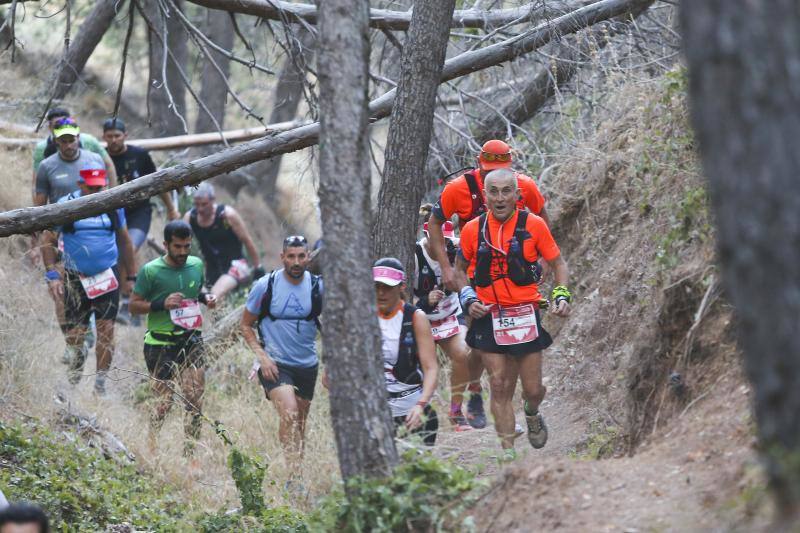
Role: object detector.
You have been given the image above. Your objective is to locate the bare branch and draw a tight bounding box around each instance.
[0,0,650,236]
[187,0,574,31]
[112,1,136,120]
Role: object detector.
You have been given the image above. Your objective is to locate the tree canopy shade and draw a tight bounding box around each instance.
[0,0,650,237]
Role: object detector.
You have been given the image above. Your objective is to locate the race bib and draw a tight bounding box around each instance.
[79,268,119,299]
[430,314,460,341]
[491,304,538,345]
[227,259,252,283]
[170,299,203,330]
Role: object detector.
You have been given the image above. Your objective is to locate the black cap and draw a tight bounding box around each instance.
[103,117,126,132]
[46,107,70,121]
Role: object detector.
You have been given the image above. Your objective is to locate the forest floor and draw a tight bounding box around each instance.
[0,47,777,532]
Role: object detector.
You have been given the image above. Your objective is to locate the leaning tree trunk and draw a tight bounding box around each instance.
[317,0,398,480]
[48,0,122,101]
[146,0,188,136]
[372,0,456,277]
[681,0,800,522]
[193,8,234,141]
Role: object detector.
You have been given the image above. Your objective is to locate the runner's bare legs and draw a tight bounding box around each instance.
[518,352,546,414]
[437,333,470,409]
[481,350,521,449]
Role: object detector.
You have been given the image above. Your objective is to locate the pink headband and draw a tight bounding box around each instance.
[373,266,404,285]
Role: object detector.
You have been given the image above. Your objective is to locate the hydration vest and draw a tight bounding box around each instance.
[256,271,323,333]
[473,210,540,288]
[389,303,422,386]
[189,204,244,283]
[61,191,121,234]
[414,242,457,303]
[462,169,487,224]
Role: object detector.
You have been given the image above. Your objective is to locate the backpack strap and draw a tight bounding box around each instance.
[188,208,199,232]
[464,169,486,222]
[257,271,277,324]
[306,274,323,328]
[393,303,422,385]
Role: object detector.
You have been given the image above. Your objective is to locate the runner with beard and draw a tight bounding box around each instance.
[129,220,217,454]
[240,235,322,471]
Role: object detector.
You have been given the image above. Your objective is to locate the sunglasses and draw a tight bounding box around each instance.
[480,151,512,162]
[284,235,308,247]
[55,117,78,128]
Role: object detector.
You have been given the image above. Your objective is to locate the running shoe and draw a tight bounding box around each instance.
[499,448,517,463]
[525,412,548,449]
[449,411,473,432]
[67,344,88,385]
[60,346,72,365]
[466,393,487,429]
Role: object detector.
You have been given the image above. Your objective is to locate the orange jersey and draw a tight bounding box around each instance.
[460,210,560,306]
[432,170,545,228]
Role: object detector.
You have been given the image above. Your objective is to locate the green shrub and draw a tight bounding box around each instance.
[198,507,308,533]
[0,421,188,530]
[309,451,485,533]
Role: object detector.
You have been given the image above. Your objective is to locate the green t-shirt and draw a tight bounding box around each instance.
[32,133,108,171]
[134,255,205,345]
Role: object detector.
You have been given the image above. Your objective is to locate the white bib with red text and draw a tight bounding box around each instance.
[170,299,203,330]
[491,303,538,345]
[227,259,252,283]
[430,314,460,341]
[79,268,119,299]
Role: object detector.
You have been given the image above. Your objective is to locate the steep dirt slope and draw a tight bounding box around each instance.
[449,70,772,531]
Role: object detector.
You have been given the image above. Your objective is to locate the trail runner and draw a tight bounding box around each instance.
[455,169,572,459]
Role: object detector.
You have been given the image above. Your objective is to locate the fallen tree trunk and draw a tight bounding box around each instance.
[0,0,649,237]
[187,0,577,31]
[0,121,303,150]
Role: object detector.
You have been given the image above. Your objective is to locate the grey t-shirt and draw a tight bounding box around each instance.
[35,149,105,204]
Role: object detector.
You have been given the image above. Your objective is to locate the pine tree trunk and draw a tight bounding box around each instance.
[194,8,234,138]
[317,0,398,480]
[146,0,188,136]
[49,0,122,101]
[372,0,457,277]
[681,0,800,521]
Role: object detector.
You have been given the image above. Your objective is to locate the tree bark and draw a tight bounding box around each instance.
[372,0,456,278]
[146,0,188,136]
[194,7,234,139]
[48,0,122,101]
[187,0,573,31]
[317,0,398,481]
[0,0,643,237]
[681,0,800,521]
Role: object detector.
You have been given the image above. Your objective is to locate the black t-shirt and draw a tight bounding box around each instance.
[110,145,157,213]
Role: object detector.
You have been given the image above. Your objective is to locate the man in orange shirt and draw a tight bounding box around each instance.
[455,169,572,458]
[428,139,550,293]
[427,139,550,429]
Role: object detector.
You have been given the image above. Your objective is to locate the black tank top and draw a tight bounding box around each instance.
[189,204,244,284]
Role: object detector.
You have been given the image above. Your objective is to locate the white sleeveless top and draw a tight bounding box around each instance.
[379,306,422,417]
[414,238,462,321]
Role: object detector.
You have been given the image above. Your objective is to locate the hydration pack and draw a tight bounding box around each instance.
[257,271,323,331]
[389,303,422,386]
[473,210,540,288]
[61,191,121,234]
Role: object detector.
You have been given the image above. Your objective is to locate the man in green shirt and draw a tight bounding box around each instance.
[130,220,217,454]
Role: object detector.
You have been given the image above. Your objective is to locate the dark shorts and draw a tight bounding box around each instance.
[143,336,206,381]
[124,204,153,234]
[466,308,553,356]
[393,405,438,446]
[63,267,120,328]
[257,363,319,401]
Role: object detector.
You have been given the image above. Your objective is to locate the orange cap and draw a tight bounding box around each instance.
[478,139,512,170]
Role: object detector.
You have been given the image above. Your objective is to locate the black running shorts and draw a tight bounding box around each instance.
[143,336,206,381]
[466,308,553,356]
[63,267,120,328]
[257,362,319,401]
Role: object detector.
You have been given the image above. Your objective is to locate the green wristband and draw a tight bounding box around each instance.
[551,285,572,303]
